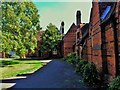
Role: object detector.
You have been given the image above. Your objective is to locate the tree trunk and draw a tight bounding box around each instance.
[49,51,52,58]
[20,56,22,59]
[23,54,26,58]
[3,52,6,58]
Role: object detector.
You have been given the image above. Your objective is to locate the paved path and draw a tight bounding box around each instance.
[2,59,90,89]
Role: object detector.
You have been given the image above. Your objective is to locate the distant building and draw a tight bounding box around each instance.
[63,10,88,58]
[27,30,44,58]
[77,23,89,58]
[57,21,64,58]
[35,30,44,57]
[75,10,89,58]
[75,10,82,57]
[63,23,77,58]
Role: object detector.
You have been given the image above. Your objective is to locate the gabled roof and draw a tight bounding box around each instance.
[81,23,89,37]
[78,23,89,45]
[80,23,86,28]
[63,23,77,38]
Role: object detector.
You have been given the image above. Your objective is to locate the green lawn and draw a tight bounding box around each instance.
[0,59,45,78]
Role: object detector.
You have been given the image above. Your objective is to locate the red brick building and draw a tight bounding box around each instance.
[27,30,45,58]
[75,10,89,59]
[63,23,77,57]
[100,2,120,80]
[35,30,44,57]
[63,10,88,58]
[77,23,89,58]
[80,1,120,81]
[88,1,103,74]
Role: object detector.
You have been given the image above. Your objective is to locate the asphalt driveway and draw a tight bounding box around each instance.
[2,59,90,89]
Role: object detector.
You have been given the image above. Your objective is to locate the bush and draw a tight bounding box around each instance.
[75,59,88,74]
[66,52,76,64]
[0,60,19,67]
[108,76,120,90]
[11,54,20,58]
[82,62,99,85]
[74,56,80,65]
[75,59,99,85]
[65,53,100,86]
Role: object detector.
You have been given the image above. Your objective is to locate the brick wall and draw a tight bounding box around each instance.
[81,2,120,81]
[118,1,120,73]
[115,1,120,75]
[27,30,44,57]
[86,2,103,73]
[101,21,117,80]
[75,28,80,56]
[63,23,77,58]
[100,1,120,80]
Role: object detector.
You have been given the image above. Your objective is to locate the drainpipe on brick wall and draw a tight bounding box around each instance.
[91,28,93,61]
[81,42,86,58]
[112,15,119,76]
[119,0,120,75]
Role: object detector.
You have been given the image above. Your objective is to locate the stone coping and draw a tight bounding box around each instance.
[0,83,16,89]
[0,76,27,80]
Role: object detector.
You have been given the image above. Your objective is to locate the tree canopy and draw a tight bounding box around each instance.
[1,1,40,58]
[40,23,61,55]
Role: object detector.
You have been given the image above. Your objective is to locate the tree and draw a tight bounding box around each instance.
[40,23,61,57]
[1,31,12,58]
[1,1,40,58]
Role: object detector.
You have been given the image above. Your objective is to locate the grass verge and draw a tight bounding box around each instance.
[0,59,45,78]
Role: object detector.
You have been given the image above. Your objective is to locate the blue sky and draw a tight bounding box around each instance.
[33,1,92,33]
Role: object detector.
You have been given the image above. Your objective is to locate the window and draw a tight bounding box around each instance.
[100,6,111,21]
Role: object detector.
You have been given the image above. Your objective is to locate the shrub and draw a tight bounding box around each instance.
[108,76,120,90]
[0,60,19,67]
[66,52,76,64]
[75,59,88,74]
[11,54,20,59]
[74,56,80,65]
[82,62,99,85]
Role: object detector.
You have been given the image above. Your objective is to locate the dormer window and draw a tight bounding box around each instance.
[100,6,111,21]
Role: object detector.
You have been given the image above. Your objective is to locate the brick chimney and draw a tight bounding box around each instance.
[76,10,81,27]
[61,21,64,34]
